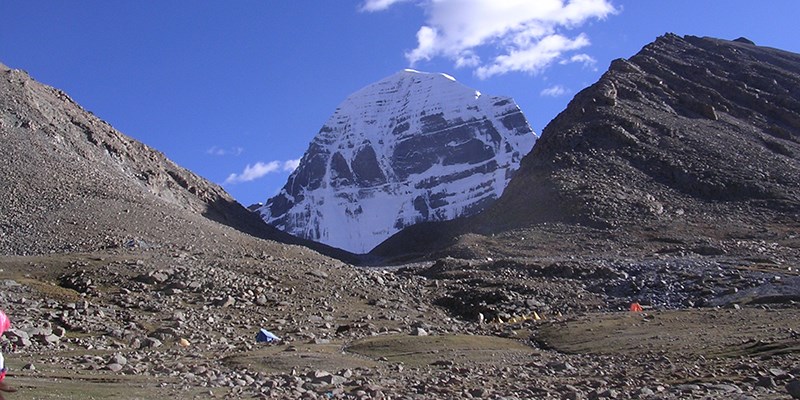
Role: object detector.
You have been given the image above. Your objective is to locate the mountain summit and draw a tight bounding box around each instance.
[260,69,536,253]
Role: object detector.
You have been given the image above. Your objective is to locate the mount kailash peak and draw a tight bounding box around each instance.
[259,69,537,253]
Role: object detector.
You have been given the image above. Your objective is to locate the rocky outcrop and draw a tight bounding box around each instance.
[492,34,800,228]
[260,69,536,253]
[373,34,800,260]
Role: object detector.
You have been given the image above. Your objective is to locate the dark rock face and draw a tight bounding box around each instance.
[373,34,800,260]
[260,70,536,253]
[352,144,387,186]
[495,34,800,228]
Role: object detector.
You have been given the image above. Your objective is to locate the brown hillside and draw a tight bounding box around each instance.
[373,34,800,261]
[0,62,351,260]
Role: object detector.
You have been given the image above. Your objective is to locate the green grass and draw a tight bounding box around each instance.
[346,334,536,367]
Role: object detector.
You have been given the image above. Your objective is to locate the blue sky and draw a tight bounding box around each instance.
[2,1,799,206]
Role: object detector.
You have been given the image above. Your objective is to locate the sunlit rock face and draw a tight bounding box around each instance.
[259,69,536,253]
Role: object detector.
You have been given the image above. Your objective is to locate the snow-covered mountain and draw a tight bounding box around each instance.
[259,69,536,253]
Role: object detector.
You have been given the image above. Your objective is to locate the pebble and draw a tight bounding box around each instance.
[755,376,776,388]
[106,363,124,372]
[109,354,127,366]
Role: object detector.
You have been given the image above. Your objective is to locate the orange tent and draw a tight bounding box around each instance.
[630,302,643,312]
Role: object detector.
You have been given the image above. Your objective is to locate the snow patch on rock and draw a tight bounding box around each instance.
[259,70,537,253]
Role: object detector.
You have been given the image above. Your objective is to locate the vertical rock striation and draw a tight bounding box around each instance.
[260,69,536,253]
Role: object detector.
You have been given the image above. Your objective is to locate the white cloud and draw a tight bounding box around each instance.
[224,158,302,185]
[540,84,568,97]
[207,146,244,156]
[366,0,617,78]
[283,158,301,172]
[569,53,595,64]
[476,33,590,79]
[406,26,439,64]
[560,53,597,69]
[359,0,410,12]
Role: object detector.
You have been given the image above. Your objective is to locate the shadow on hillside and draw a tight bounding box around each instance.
[201,197,363,264]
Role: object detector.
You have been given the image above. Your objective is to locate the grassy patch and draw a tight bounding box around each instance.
[225,342,376,374]
[346,334,535,367]
[16,277,82,302]
[714,338,800,358]
[6,375,218,400]
[537,308,800,359]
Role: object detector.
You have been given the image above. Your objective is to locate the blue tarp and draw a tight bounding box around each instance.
[256,328,280,343]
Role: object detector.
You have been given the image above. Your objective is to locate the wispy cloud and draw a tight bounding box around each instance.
[363,0,617,79]
[475,33,590,79]
[560,53,597,69]
[283,158,301,172]
[224,159,301,185]
[207,146,244,156]
[540,84,568,97]
[360,0,410,11]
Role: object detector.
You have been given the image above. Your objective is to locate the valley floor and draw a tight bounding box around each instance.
[0,249,798,399]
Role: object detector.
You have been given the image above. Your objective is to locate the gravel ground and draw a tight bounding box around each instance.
[0,248,798,399]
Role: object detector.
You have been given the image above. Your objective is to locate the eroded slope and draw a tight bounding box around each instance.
[374,35,800,261]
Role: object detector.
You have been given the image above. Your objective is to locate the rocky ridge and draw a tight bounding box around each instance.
[373,34,800,262]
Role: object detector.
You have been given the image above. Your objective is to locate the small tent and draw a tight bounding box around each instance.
[256,328,280,343]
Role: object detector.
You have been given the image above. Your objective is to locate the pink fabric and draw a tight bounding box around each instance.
[0,310,8,334]
[0,310,7,383]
